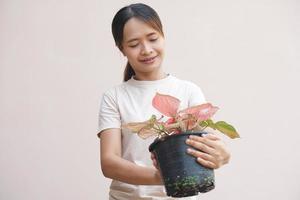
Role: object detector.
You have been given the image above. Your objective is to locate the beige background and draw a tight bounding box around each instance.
[1,0,299,199]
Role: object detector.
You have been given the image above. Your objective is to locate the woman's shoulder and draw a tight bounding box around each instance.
[100,81,131,101]
[101,82,124,95]
[172,75,203,90]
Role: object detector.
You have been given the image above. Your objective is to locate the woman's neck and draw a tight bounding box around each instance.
[133,70,167,81]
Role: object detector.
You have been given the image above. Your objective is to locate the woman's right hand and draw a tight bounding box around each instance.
[151,153,159,169]
[151,153,163,184]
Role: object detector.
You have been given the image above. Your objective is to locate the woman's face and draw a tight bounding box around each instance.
[121,18,165,79]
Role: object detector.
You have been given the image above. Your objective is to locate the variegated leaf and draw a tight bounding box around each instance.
[152,93,180,117]
[179,103,219,121]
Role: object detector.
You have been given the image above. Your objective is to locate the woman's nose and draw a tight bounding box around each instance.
[141,42,153,55]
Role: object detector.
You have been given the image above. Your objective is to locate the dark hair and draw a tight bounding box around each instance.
[111,3,164,82]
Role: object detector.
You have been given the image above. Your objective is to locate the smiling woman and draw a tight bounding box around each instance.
[121,17,165,80]
[111,3,166,82]
[97,3,231,200]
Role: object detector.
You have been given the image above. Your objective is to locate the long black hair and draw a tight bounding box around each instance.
[111,3,164,82]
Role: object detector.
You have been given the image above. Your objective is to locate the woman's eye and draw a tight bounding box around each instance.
[149,38,158,42]
[129,43,138,48]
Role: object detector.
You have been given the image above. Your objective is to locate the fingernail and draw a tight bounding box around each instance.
[186,139,191,144]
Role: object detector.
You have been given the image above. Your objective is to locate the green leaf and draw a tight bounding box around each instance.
[158,124,164,130]
[150,115,157,122]
[199,120,208,127]
[199,119,217,130]
[215,121,240,139]
[206,119,217,130]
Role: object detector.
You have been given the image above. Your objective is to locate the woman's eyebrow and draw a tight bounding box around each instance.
[127,38,138,43]
[147,32,157,37]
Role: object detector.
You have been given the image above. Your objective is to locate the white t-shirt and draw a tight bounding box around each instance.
[98,74,206,200]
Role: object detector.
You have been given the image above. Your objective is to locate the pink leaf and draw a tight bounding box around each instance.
[179,103,219,121]
[176,115,198,131]
[152,93,180,117]
[122,120,157,139]
[185,118,199,130]
[138,128,157,139]
[121,121,150,133]
[165,117,176,125]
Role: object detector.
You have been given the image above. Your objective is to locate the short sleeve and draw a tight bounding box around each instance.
[97,89,121,138]
[187,82,206,107]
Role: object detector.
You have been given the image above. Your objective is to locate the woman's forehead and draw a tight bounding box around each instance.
[123,18,159,41]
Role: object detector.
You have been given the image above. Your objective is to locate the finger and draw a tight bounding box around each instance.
[190,149,220,169]
[186,138,215,155]
[191,134,220,142]
[153,160,159,169]
[151,153,155,160]
[152,159,158,169]
[187,148,216,164]
[187,136,218,150]
[189,135,220,149]
[203,133,221,140]
[151,153,159,169]
[196,157,218,169]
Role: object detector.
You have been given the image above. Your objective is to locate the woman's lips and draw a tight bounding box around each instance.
[139,56,157,64]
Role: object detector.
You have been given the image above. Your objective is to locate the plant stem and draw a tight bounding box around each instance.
[165,122,180,130]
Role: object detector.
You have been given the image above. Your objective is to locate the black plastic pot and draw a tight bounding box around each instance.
[149,132,215,198]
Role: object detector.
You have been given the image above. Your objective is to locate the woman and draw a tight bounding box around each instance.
[98,3,230,200]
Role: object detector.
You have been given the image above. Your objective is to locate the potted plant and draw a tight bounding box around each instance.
[122,93,239,197]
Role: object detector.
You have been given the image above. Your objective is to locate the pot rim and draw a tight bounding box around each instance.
[148,131,207,152]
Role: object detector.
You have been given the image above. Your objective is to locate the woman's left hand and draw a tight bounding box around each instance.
[186,133,231,169]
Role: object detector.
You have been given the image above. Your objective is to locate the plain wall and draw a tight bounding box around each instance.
[0,0,299,199]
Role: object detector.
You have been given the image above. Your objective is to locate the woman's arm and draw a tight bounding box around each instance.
[99,128,162,185]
